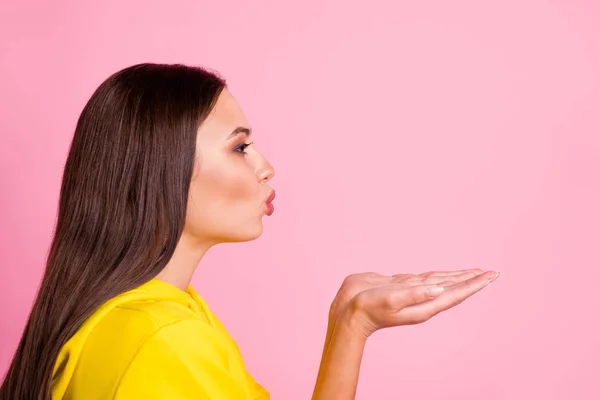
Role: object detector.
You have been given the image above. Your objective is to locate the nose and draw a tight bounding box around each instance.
[257,158,275,183]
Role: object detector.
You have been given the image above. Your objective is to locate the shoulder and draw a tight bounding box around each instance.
[113,319,255,399]
[86,297,226,361]
[58,295,230,398]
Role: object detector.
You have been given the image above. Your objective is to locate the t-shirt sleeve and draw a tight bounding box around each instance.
[114,319,264,399]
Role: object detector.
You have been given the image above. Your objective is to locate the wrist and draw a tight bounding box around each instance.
[313,305,368,400]
[335,304,371,343]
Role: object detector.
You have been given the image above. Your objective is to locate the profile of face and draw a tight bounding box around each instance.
[183,89,275,245]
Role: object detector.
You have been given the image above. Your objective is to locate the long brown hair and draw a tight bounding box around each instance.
[0,63,226,399]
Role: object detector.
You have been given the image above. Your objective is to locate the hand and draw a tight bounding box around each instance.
[323,269,491,352]
[344,270,499,338]
[313,269,498,400]
[329,269,486,323]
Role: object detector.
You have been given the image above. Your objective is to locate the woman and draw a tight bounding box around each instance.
[0,63,499,399]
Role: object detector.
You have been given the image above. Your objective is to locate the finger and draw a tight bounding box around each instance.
[393,269,485,286]
[421,270,485,285]
[436,280,458,287]
[393,270,480,280]
[396,271,499,323]
[389,283,447,309]
[420,269,484,278]
[392,273,413,279]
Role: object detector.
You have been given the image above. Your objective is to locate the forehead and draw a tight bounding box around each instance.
[198,89,250,140]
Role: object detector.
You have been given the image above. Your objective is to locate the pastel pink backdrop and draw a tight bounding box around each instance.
[1,0,599,399]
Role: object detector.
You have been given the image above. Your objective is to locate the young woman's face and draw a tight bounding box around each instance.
[183,89,275,244]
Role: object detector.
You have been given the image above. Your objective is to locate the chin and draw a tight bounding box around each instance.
[221,222,264,243]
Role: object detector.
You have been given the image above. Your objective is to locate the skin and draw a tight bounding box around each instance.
[156,88,275,290]
[313,269,499,399]
[155,88,500,399]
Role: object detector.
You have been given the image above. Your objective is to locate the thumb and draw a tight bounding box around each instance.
[395,284,445,308]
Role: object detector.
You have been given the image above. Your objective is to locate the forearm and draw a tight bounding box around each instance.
[312,308,367,400]
[320,303,341,367]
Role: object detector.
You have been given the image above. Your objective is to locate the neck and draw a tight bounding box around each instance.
[155,232,212,291]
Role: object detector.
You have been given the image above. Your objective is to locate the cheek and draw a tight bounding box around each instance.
[207,164,256,201]
[190,162,257,212]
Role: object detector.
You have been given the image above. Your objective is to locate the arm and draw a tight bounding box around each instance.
[311,269,498,400]
[314,272,380,390]
[312,307,366,400]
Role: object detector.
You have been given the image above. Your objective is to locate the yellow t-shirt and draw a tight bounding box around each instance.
[51,278,269,399]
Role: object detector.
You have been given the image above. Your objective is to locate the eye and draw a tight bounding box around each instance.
[234,142,253,155]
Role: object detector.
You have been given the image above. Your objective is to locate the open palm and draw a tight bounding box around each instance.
[331,269,499,337]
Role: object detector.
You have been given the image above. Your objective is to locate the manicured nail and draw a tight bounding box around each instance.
[427,286,445,297]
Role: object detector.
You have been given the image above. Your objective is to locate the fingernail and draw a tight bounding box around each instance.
[427,286,445,297]
[484,272,500,287]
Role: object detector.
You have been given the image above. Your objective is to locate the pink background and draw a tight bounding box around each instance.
[1,0,599,399]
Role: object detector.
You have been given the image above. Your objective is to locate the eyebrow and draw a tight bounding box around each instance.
[227,127,252,139]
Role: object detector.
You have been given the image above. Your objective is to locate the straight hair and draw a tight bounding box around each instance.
[0,63,226,399]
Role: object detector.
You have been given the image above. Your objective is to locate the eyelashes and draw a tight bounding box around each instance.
[234,142,253,154]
